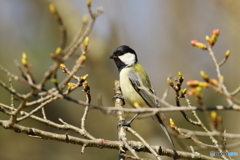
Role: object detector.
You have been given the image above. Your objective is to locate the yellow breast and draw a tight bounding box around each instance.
[119,67,148,108]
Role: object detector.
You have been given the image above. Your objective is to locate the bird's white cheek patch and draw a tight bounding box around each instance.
[118,53,136,66]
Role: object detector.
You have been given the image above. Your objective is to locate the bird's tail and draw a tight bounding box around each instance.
[155,113,174,147]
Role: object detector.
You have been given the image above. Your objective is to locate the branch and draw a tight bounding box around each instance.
[0,119,220,160]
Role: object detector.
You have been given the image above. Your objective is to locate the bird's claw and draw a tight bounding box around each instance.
[118,120,131,128]
[113,94,125,105]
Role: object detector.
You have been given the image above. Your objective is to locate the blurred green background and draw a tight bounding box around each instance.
[0,0,240,160]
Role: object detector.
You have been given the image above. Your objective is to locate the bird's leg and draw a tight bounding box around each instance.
[113,93,125,105]
[118,113,139,127]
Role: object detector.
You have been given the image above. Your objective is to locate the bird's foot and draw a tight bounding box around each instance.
[113,93,125,105]
[118,120,132,127]
[118,114,139,128]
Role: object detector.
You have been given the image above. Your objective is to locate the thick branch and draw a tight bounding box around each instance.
[0,119,219,160]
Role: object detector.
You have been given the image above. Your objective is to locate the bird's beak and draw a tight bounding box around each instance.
[109,55,115,59]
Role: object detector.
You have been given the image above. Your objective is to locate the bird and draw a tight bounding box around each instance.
[109,45,174,146]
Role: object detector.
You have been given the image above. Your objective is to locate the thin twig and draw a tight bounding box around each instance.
[0,79,25,99]
[17,97,56,121]
[207,46,232,106]
[6,100,26,127]
[230,84,240,96]
[80,78,95,140]
[61,7,103,62]
[41,107,47,119]
[49,4,67,49]
[126,127,161,160]
[180,128,240,139]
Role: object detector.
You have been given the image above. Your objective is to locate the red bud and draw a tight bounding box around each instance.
[212,29,220,36]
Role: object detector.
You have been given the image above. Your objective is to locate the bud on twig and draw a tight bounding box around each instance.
[209,78,218,85]
[21,52,28,67]
[55,47,62,54]
[83,81,90,93]
[84,37,89,46]
[49,4,57,13]
[210,111,217,119]
[225,50,230,59]
[50,78,58,83]
[186,80,200,88]
[181,88,187,95]
[187,87,201,96]
[80,74,89,83]
[60,63,66,69]
[82,15,89,24]
[78,55,87,63]
[212,29,220,36]
[86,0,91,7]
[205,35,214,45]
[200,71,209,82]
[167,77,174,87]
[210,111,222,130]
[169,118,175,128]
[186,80,208,88]
[67,82,74,91]
[191,40,207,50]
[60,64,70,74]
[180,88,187,98]
[210,29,220,46]
[82,74,89,80]
[178,72,184,83]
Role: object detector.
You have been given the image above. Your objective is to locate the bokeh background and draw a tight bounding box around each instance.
[0,0,240,160]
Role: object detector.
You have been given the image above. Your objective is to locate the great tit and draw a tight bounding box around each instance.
[109,45,174,146]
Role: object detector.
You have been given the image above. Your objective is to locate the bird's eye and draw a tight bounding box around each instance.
[115,51,123,56]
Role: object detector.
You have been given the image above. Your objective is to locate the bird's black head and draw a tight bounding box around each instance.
[109,45,138,72]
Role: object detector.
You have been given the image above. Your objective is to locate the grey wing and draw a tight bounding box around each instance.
[128,70,158,108]
[128,70,174,146]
